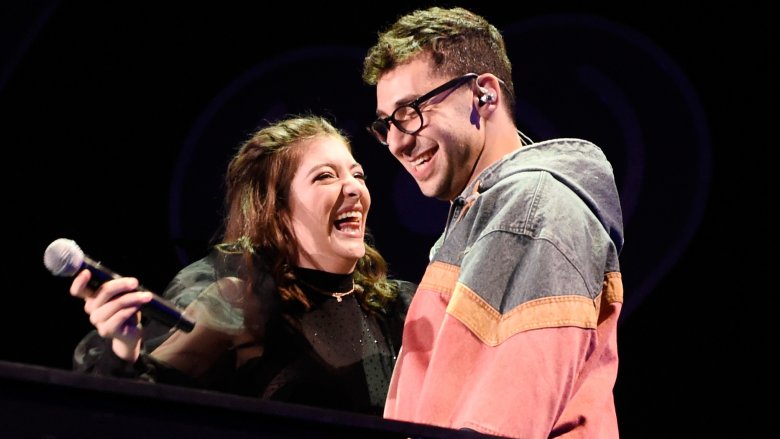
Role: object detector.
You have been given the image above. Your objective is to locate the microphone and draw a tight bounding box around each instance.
[43,238,195,332]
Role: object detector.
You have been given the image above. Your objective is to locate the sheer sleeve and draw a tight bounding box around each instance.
[72,247,269,385]
[71,252,219,378]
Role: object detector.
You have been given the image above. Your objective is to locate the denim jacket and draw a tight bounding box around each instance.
[385,138,624,438]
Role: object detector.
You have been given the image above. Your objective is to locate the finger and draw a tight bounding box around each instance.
[86,290,152,324]
[84,277,141,312]
[69,270,93,299]
[93,306,142,339]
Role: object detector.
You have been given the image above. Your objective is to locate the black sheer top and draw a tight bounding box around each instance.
[73,248,415,416]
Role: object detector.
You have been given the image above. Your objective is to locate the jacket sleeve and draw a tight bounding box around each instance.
[71,253,219,383]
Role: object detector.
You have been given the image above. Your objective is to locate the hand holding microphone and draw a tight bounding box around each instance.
[43,238,196,341]
[70,269,152,360]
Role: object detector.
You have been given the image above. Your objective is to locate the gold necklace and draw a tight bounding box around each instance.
[298,279,355,302]
[331,285,355,302]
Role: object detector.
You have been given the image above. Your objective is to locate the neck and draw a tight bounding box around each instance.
[295,255,356,275]
[465,118,525,189]
[293,266,355,297]
[488,115,525,156]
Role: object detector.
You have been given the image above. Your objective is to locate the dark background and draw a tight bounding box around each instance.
[1,1,774,437]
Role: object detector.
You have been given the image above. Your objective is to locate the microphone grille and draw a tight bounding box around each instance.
[43,238,85,277]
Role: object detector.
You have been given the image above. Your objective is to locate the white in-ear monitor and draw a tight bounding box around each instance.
[478,91,495,106]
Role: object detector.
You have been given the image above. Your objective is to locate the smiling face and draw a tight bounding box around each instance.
[288,135,370,273]
[375,56,485,201]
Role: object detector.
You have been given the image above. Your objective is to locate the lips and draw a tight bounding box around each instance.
[412,150,434,168]
[409,147,436,179]
[334,210,362,233]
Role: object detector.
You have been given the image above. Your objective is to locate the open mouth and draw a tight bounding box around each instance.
[410,147,436,175]
[412,150,434,168]
[334,210,362,233]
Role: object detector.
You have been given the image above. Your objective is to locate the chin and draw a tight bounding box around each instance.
[420,185,440,199]
[415,178,437,197]
[340,247,366,261]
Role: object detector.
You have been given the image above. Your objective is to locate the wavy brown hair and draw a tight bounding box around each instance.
[219,115,398,312]
[362,6,516,118]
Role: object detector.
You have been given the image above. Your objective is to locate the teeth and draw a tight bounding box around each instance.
[412,151,433,167]
[336,210,362,221]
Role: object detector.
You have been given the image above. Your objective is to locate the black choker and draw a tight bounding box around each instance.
[293,267,355,302]
[299,279,355,302]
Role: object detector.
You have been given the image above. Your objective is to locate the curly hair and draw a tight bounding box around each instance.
[363,6,516,117]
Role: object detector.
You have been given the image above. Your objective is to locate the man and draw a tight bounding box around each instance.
[362,6,624,438]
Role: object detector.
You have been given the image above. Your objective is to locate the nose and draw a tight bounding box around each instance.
[343,175,365,198]
[343,174,371,211]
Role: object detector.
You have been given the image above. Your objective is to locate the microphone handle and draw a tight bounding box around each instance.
[82,256,195,332]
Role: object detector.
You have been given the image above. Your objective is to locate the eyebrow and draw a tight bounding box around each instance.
[376,91,421,117]
[304,161,363,176]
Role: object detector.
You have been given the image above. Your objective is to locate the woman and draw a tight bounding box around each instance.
[70,115,414,415]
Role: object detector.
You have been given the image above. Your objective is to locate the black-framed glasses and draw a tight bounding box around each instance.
[367,73,478,146]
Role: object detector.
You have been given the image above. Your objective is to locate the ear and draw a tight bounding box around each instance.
[474,74,501,112]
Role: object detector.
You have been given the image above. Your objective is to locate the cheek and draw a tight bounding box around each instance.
[288,197,316,231]
[292,195,334,236]
[363,187,371,211]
